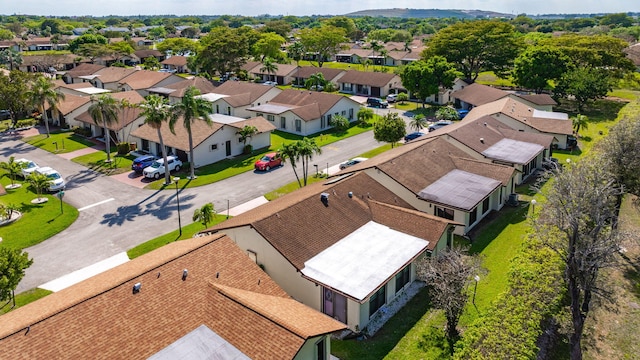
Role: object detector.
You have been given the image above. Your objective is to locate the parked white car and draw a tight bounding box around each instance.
[339,157,368,170]
[15,158,40,178]
[143,156,183,179]
[34,167,66,192]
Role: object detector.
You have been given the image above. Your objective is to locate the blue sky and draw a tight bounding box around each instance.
[3,0,636,17]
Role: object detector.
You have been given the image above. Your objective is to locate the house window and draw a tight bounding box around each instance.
[247,250,257,263]
[210,144,218,151]
[321,115,326,128]
[483,197,490,214]
[369,285,386,317]
[295,119,302,132]
[326,114,332,127]
[280,117,286,129]
[257,113,264,117]
[349,108,354,120]
[341,110,346,116]
[469,206,478,225]
[227,107,231,115]
[315,338,326,360]
[267,114,274,122]
[216,104,220,113]
[395,266,411,294]
[435,206,454,220]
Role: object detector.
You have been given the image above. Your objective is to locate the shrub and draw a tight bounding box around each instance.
[243,144,253,154]
[73,126,92,137]
[117,142,130,155]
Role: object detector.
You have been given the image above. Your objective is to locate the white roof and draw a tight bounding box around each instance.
[482,138,544,164]
[149,325,250,360]
[247,103,292,115]
[301,221,429,302]
[78,75,100,80]
[197,93,229,102]
[208,113,248,125]
[75,87,111,95]
[532,109,569,120]
[418,169,500,211]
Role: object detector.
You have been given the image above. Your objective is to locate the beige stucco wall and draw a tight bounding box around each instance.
[491,113,569,150]
[294,335,331,360]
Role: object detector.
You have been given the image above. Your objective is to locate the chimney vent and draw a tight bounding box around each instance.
[348,191,353,198]
[182,269,188,281]
[132,283,142,294]
[480,138,484,143]
[320,193,329,206]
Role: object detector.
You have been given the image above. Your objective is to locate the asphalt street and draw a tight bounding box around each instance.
[1,107,413,293]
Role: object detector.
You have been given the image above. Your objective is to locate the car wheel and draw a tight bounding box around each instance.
[154,173,160,179]
[265,165,270,171]
[175,165,180,172]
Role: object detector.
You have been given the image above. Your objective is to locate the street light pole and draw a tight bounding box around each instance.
[473,275,480,306]
[531,199,537,214]
[173,177,182,237]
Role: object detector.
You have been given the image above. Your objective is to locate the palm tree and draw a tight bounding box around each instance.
[287,42,304,86]
[88,94,120,163]
[280,142,302,188]
[260,57,278,83]
[27,172,51,202]
[170,86,213,180]
[26,75,65,138]
[193,202,215,227]
[357,107,374,127]
[237,125,258,153]
[306,72,326,91]
[0,156,23,189]
[0,49,22,71]
[410,114,428,132]
[435,106,459,121]
[140,94,173,185]
[572,114,589,137]
[297,137,322,186]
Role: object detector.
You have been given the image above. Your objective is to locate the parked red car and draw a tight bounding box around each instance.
[254,152,283,171]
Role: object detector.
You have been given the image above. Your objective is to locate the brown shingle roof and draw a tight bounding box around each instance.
[54,93,90,115]
[266,89,344,121]
[295,66,345,81]
[119,69,175,90]
[161,55,187,66]
[204,172,456,270]
[338,70,399,87]
[130,115,222,151]
[517,93,557,106]
[213,81,278,107]
[134,49,163,59]
[165,77,218,98]
[227,116,277,133]
[92,67,138,84]
[0,235,344,359]
[451,82,509,106]
[75,91,145,130]
[63,63,106,77]
[251,63,298,77]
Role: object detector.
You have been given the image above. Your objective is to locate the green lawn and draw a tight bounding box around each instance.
[0,288,52,315]
[126,215,229,259]
[23,131,96,154]
[72,151,135,175]
[0,176,78,250]
[144,125,374,190]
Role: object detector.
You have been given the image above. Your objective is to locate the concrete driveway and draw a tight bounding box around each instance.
[2,120,392,293]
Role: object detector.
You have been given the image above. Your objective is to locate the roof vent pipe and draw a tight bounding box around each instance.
[132,283,141,294]
[182,269,188,281]
[348,191,353,198]
[480,138,484,144]
[320,193,329,207]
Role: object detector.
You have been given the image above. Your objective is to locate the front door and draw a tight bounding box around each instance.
[225,140,231,157]
[323,287,347,323]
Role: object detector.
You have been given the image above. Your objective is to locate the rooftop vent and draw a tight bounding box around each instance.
[348,191,353,198]
[182,269,188,281]
[484,122,487,126]
[320,193,329,207]
[480,138,484,144]
[132,282,141,294]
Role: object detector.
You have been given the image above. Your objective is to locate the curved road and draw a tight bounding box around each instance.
[2,109,411,293]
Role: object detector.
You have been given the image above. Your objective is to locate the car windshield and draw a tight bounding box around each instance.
[151,161,162,168]
[260,156,271,161]
[46,173,60,180]
[25,162,36,168]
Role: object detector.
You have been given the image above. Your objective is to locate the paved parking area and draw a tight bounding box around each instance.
[109,171,152,189]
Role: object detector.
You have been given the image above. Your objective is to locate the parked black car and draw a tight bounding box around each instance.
[131,155,157,174]
[367,97,388,108]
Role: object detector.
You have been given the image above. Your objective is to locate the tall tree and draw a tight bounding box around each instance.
[287,41,305,86]
[417,247,482,354]
[88,94,120,164]
[139,95,173,185]
[297,137,322,186]
[26,75,65,138]
[305,72,326,91]
[195,27,251,78]
[554,67,613,112]
[193,202,215,227]
[280,142,302,188]
[533,159,625,360]
[572,114,589,137]
[357,107,374,127]
[0,49,22,71]
[170,86,213,180]
[253,32,286,62]
[0,70,32,128]
[156,38,198,56]
[599,116,640,197]
[425,20,523,82]
[409,114,428,131]
[298,25,347,68]
[373,112,406,148]
[68,33,108,53]
[0,248,34,304]
[512,46,572,93]
[259,57,278,82]
[400,56,459,108]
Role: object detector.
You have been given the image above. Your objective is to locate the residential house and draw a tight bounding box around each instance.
[338,137,516,235]
[62,63,106,84]
[337,70,402,98]
[201,172,460,333]
[423,115,554,185]
[90,67,138,90]
[117,70,184,97]
[161,55,190,73]
[130,113,275,166]
[413,78,469,106]
[0,234,345,359]
[292,66,346,88]
[73,91,146,144]
[130,49,165,66]
[247,89,362,136]
[451,82,558,111]
[244,62,299,85]
[335,47,374,64]
[17,54,79,73]
[47,93,92,128]
[197,81,282,118]
[148,76,219,104]
[461,96,574,150]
